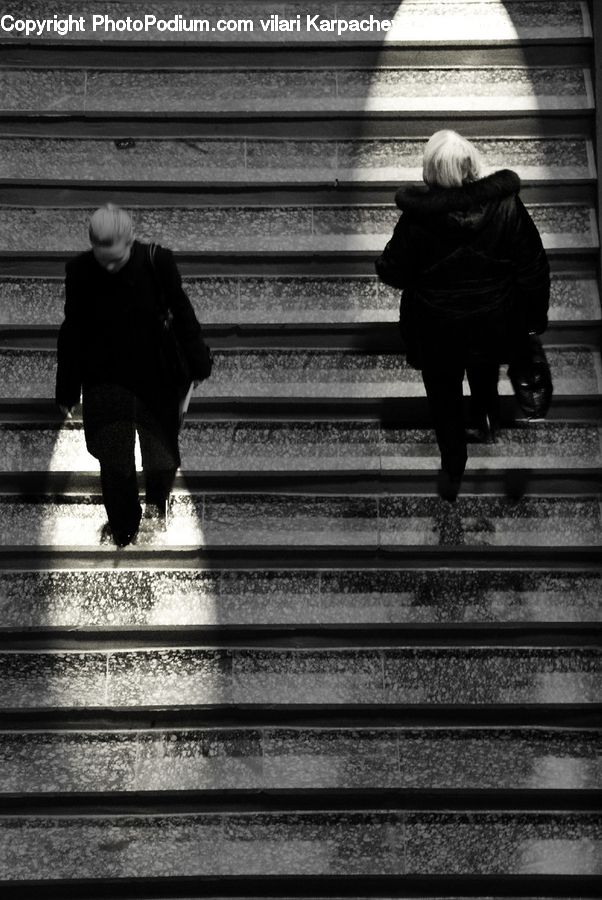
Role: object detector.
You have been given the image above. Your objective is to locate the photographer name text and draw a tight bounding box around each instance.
[1,12,393,37]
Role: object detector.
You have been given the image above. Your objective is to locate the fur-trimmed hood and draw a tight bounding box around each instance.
[395,169,521,232]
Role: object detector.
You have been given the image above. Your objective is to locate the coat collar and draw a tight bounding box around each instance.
[395,169,521,216]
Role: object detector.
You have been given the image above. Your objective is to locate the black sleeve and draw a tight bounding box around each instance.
[55,261,84,408]
[156,247,210,380]
[510,196,550,334]
[374,213,414,290]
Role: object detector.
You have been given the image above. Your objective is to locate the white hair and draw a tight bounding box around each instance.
[88,204,134,246]
[422,130,483,189]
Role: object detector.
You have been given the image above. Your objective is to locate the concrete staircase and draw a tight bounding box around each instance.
[0,1,600,896]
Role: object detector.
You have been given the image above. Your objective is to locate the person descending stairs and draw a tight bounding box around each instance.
[0,1,599,895]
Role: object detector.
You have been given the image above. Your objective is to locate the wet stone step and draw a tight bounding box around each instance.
[0,811,600,879]
[0,137,595,183]
[0,67,593,114]
[0,347,598,400]
[0,204,597,253]
[0,729,599,793]
[0,568,600,628]
[0,272,598,327]
[2,422,601,473]
[0,1,591,43]
[0,494,600,548]
[0,646,599,708]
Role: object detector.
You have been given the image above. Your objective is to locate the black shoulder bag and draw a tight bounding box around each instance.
[508,333,553,420]
[147,243,212,392]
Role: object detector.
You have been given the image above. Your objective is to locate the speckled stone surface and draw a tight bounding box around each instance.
[404,812,602,875]
[0,493,600,549]
[5,421,599,473]
[0,732,138,792]
[0,812,599,879]
[0,651,107,708]
[108,649,233,706]
[201,494,378,547]
[0,273,598,325]
[0,812,404,878]
[134,729,264,790]
[1,66,591,113]
[232,649,384,703]
[3,347,597,400]
[380,496,602,548]
[1,728,599,793]
[0,137,594,182]
[1,646,599,709]
[0,2,590,43]
[0,203,595,252]
[264,728,602,790]
[383,648,602,704]
[0,568,600,628]
[0,69,85,112]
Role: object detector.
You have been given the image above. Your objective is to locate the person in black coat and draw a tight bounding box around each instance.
[56,204,210,546]
[375,130,550,500]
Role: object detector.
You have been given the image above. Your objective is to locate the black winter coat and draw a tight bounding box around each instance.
[56,241,208,408]
[374,169,550,370]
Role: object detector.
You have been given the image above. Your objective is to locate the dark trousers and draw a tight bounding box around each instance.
[82,384,180,534]
[421,359,500,477]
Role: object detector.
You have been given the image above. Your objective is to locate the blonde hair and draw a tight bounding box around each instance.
[422,130,483,189]
[89,204,134,246]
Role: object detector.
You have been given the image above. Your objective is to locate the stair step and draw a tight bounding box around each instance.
[1,422,600,473]
[0,272,598,326]
[0,645,599,708]
[0,1,592,44]
[0,203,596,253]
[1,347,598,400]
[0,137,595,183]
[0,66,593,115]
[0,494,600,549]
[0,728,599,794]
[0,568,600,628]
[0,811,599,881]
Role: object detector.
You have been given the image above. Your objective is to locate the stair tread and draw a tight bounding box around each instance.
[0,67,593,115]
[0,1,592,44]
[0,645,599,709]
[0,137,595,182]
[0,272,599,326]
[0,494,601,549]
[0,203,597,253]
[1,422,600,473]
[0,810,600,880]
[0,727,600,794]
[0,568,600,628]
[1,346,599,399]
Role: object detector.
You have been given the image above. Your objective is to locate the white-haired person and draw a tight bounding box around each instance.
[375,130,550,500]
[56,204,211,546]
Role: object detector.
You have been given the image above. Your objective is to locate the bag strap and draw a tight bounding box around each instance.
[147,242,170,316]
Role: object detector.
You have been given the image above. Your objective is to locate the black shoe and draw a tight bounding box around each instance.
[437,469,462,502]
[112,526,139,548]
[465,413,498,444]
